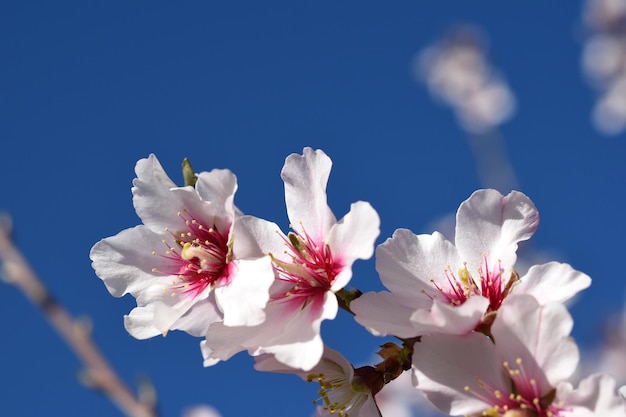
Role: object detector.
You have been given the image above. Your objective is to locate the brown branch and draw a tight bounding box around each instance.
[0,215,157,417]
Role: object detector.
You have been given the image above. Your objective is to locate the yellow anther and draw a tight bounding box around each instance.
[458,268,471,283]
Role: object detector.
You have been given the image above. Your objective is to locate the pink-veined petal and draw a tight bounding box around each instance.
[493,295,579,391]
[412,332,508,416]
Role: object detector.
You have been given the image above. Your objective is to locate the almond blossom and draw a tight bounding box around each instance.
[90,154,274,339]
[200,148,380,371]
[412,295,626,417]
[255,346,383,417]
[352,189,591,338]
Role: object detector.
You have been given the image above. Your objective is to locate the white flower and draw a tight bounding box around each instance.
[90,154,274,339]
[412,295,626,417]
[200,148,380,371]
[255,346,382,417]
[352,189,591,338]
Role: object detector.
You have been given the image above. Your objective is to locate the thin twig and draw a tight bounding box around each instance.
[0,215,157,417]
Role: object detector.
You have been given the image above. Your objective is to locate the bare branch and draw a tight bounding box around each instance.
[0,214,157,417]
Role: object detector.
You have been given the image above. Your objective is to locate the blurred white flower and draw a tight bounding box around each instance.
[415,26,516,134]
[582,0,626,135]
[579,292,626,387]
[182,405,222,417]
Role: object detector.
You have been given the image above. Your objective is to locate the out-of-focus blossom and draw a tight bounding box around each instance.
[201,148,380,371]
[414,295,626,416]
[181,405,222,417]
[416,26,516,134]
[255,346,383,417]
[352,189,591,338]
[578,294,626,388]
[582,0,626,135]
[90,154,274,339]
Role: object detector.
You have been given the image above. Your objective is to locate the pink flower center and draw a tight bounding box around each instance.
[270,225,344,313]
[464,358,568,417]
[426,254,518,313]
[152,210,231,299]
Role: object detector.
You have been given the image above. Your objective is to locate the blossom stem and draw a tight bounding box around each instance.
[0,215,157,417]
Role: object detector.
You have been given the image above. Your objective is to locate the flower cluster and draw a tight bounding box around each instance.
[91,148,626,417]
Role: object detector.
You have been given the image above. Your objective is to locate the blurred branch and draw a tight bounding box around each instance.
[0,214,157,417]
[468,129,519,193]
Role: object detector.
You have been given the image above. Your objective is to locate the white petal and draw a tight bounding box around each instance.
[195,169,238,230]
[201,324,250,365]
[412,332,508,416]
[514,261,592,305]
[352,291,418,338]
[557,374,626,416]
[152,295,202,333]
[171,294,222,337]
[90,225,170,298]
[410,296,489,335]
[259,294,338,371]
[214,257,274,326]
[356,397,383,417]
[231,215,285,259]
[132,154,207,233]
[203,293,337,371]
[375,229,459,309]
[124,305,162,339]
[327,201,380,290]
[455,189,539,268]
[282,148,336,241]
[493,295,578,391]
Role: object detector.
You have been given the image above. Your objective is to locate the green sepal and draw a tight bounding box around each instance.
[182,158,197,187]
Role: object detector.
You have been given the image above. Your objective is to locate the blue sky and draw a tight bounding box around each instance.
[1,2,625,417]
